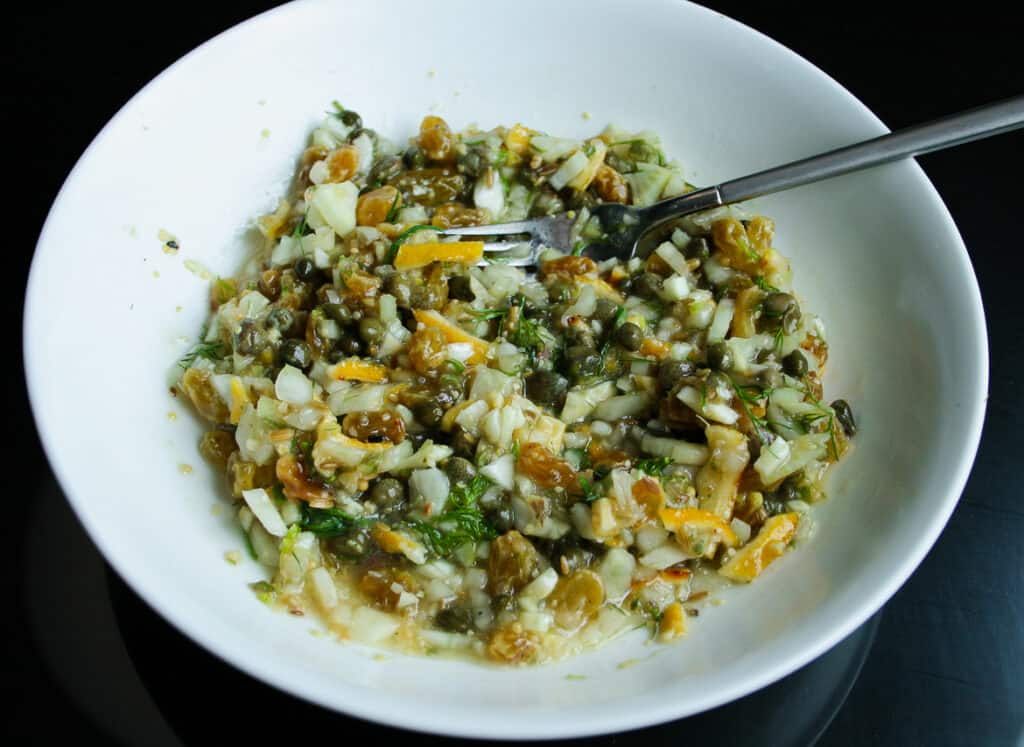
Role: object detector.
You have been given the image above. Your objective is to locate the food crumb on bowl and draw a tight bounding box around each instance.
[225,550,241,565]
[178,463,193,475]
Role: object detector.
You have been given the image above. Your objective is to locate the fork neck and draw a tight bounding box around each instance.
[641,185,724,228]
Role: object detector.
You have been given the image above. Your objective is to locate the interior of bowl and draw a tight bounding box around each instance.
[24,0,986,738]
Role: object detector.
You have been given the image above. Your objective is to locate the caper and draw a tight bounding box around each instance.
[457,149,483,178]
[403,146,426,170]
[593,297,619,323]
[685,236,710,261]
[450,426,476,458]
[435,379,462,409]
[757,368,783,390]
[280,339,312,370]
[435,604,475,633]
[763,292,797,318]
[323,303,353,326]
[782,306,802,334]
[370,478,406,512]
[293,257,318,282]
[348,127,376,144]
[547,282,572,303]
[448,275,475,301]
[335,331,363,356]
[775,474,802,503]
[706,341,733,372]
[368,155,403,186]
[339,109,362,130]
[326,525,372,559]
[658,359,696,391]
[615,322,643,351]
[630,272,662,299]
[414,400,445,429]
[566,345,603,379]
[445,457,478,487]
[265,307,294,333]
[236,320,265,356]
[359,317,384,344]
[831,399,857,437]
[782,349,808,377]
[525,370,569,411]
[486,506,517,534]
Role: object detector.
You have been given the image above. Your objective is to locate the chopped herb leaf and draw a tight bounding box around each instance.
[407,476,497,556]
[178,341,225,369]
[387,224,435,264]
[635,456,673,477]
[384,192,401,223]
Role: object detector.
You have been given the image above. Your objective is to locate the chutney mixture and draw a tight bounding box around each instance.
[175,104,855,664]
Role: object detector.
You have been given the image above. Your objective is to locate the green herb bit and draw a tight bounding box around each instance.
[387,224,435,264]
[579,476,602,503]
[384,193,401,223]
[249,580,276,604]
[635,456,673,477]
[298,503,370,537]
[444,358,466,374]
[469,307,510,321]
[727,376,772,443]
[752,275,779,293]
[291,214,309,239]
[407,475,497,556]
[178,341,225,369]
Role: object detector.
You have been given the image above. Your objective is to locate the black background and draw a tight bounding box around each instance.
[5,2,1022,745]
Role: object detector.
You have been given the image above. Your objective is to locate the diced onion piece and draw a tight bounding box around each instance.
[655,241,689,275]
[529,135,578,162]
[640,432,709,465]
[639,543,690,570]
[327,383,388,415]
[707,298,735,342]
[677,386,739,425]
[242,488,287,538]
[473,169,505,219]
[394,241,484,270]
[753,435,791,483]
[520,568,559,601]
[591,392,652,421]
[597,548,636,603]
[275,365,313,405]
[549,150,589,190]
[308,567,338,610]
[409,468,450,516]
[481,454,515,490]
[310,181,358,238]
[661,274,690,302]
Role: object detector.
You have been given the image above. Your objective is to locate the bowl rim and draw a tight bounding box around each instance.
[23,0,989,738]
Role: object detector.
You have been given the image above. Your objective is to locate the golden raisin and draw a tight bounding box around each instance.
[518,442,580,493]
[199,430,236,468]
[338,269,382,309]
[488,531,542,595]
[226,451,276,499]
[746,216,775,254]
[356,186,401,226]
[711,218,762,274]
[258,269,282,301]
[547,570,605,631]
[593,164,629,203]
[391,168,466,207]
[487,623,541,664]
[431,202,489,229]
[358,567,419,612]
[342,410,406,444]
[297,145,329,189]
[181,368,229,423]
[275,453,333,505]
[541,255,597,277]
[325,144,360,184]
[419,115,455,163]
[408,325,448,374]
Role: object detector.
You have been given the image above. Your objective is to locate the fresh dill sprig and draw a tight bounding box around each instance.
[298,504,373,537]
[634,456,673,477]
[291,213,308,239]
[386,224,435,264]
[727,376,773,443]
[578,475,602,503]
[752,275,779,293]
[178,340,225,369]
[469,308,509,321]
[407,475,497,556]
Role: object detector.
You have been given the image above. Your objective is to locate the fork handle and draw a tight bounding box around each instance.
[647,94,1024,221]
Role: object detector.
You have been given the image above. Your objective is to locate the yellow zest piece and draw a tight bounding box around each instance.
[658,601,687,642]
[659,507,739,547]
[638,338,671,360]
[577,275,624,303]
[393,241,484,270]
[412,309,489,363]
[504,123,532,155]
[229,376,248,425]
[567,139,607,191]
[328,358,388,383]
[719,513,799,582]
[335,434,393,452]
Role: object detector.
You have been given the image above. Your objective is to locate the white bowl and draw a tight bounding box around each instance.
[24,0,987,738]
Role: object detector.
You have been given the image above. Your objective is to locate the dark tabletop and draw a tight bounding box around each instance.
[5,3,1022,745]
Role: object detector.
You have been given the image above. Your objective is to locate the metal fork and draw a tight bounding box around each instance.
[440,95,1024,266]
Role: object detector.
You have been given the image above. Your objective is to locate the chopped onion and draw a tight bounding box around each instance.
[655,241,689,275]
[707,298,735,342]
[481,454,515,490]
[639,543,690,570]
[275,365,313,405]
[409,468,450,516]
[242,488,287,537]
[520,568,559,601]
